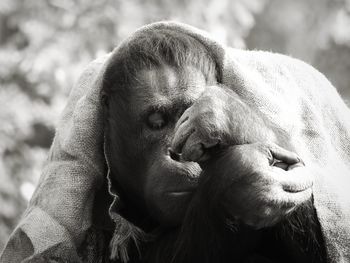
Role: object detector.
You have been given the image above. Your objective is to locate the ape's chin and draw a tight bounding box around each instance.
[147,191,194,226]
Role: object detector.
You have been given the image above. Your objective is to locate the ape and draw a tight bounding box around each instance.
[102,29,327,262]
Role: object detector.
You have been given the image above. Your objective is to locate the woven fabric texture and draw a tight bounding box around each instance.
[1,21,350,262]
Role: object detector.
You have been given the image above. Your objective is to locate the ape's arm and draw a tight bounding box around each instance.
[205,143,313,228]
[171,85,313,228]
[160,143,319,263]
[171,85,276,162]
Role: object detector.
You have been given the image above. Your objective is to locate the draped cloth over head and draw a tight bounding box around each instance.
[1,21,350,262]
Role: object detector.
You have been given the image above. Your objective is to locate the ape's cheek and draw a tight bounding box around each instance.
[144,158,201,226]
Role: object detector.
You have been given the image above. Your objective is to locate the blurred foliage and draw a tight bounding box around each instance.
[0,0,350,251]
[247,0,350,100]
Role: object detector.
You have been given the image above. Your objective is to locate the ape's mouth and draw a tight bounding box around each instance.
[164,184,198,197]
[166,190,194,197]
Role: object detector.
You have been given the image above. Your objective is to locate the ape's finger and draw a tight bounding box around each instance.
[179,132,216,162]
[287,162,305,170]
[181,134,204,162]
[245,187,311,228]
[276,187,313,208]
[269,143,301,165]
[171,120,195,154]
[273,161,289,170]
[174,111,190,132]
[270,166,313,193]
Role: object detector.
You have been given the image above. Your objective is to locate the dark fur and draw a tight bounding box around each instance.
[102,29,327,263]
[102,28,219,101]
[143,154,327,263]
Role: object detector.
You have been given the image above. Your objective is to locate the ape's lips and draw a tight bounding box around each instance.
[164,184,198,197]
[166,190,195,197]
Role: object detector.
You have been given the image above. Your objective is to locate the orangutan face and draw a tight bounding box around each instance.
[108,65,213,225]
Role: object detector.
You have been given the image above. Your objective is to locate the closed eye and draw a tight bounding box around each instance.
[147,111,168,130]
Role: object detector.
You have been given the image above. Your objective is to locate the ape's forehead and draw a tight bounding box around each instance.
[131,65,208,112]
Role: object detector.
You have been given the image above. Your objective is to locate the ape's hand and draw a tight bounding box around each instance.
[213,142,313,228]
[171,85,272,162]
[170,86,313,228]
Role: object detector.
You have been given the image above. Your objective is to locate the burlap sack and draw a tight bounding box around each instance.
[1,21,349,262]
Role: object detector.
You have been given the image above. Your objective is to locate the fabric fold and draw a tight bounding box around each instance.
[1,21,350,262]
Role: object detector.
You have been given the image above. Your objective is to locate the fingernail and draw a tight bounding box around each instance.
[298,157,305,166]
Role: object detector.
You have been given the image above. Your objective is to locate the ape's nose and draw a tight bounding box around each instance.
[168,148,182,162]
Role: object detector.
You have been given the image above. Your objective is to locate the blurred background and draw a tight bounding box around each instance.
[1,0,350,251]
